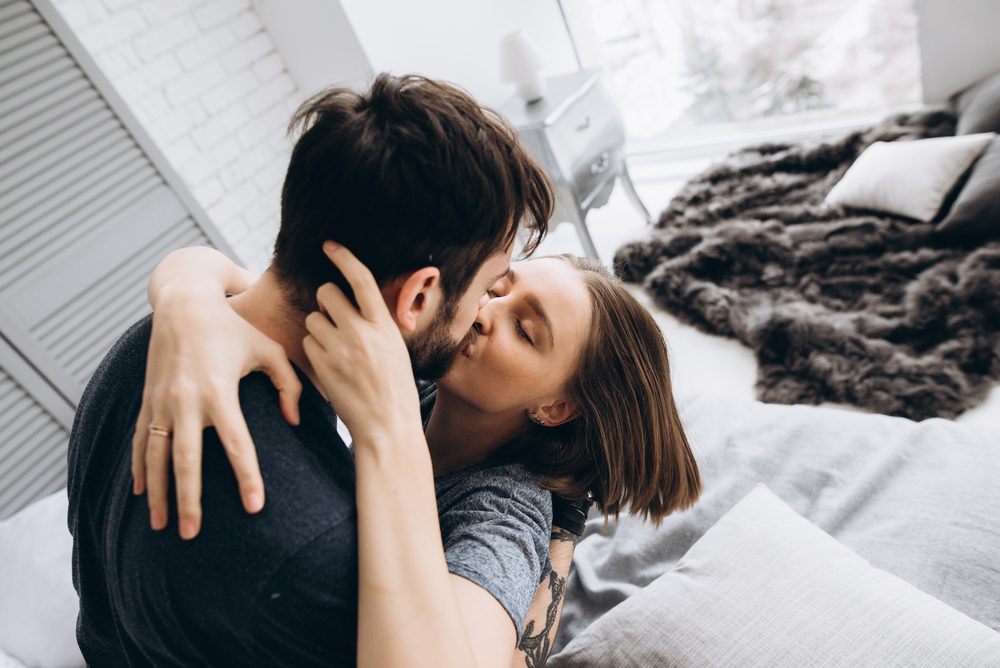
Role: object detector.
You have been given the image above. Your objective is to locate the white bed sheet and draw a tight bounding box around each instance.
[554,392,1000,653]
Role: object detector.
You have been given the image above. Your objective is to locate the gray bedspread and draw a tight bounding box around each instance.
[553,393,1000,654]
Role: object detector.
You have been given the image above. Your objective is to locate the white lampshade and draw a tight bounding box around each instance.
[499,31,547,103]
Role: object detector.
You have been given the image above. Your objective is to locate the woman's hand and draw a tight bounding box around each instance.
[303,242,422,447]
[133,264,302,540]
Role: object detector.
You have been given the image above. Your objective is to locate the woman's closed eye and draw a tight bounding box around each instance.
[515,319,533,345]
[486,289,534,345]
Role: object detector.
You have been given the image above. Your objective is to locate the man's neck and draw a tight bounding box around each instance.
[227,270,322,394]
[424,386,528,476]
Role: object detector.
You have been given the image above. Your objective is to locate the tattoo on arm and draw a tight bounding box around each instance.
[550,527,581,545]
[518,569,567,668]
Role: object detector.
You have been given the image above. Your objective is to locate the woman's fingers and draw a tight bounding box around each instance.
[305,308,339,342]
[145,419,172,530]
[255,336,303,426]
[322,241,385,321]
[171,414,203,540]
[314,282,356,328]
[131,396,152,495]
[213,404,265,515]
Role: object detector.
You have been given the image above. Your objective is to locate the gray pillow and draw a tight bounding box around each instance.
[934,136,1000,243]
[550,486,1000,668]
[953,72,1000,135]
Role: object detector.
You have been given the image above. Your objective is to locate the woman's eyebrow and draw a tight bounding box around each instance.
[491,266,512,285]
[524,294,554,348]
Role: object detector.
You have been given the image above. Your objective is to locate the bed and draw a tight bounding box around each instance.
[549,393,1000,664]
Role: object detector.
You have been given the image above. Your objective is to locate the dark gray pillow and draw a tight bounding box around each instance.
[953,72,1000,135]
[934,136,1000,244]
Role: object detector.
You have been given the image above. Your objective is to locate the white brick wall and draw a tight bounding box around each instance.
[52,0,305,271]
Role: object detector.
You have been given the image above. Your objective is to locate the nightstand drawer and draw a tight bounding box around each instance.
[569,144,624,204]
[546,80,623,175]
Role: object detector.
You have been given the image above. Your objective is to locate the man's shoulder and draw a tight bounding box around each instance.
[79,314,154,406]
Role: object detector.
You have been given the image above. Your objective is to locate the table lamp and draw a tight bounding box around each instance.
[499,30,546,104]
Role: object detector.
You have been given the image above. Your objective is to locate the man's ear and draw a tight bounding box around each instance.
[536,399,578,428]
[393,267,441,333]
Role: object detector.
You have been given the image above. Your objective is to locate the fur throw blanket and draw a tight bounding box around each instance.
[615,109,1000,420]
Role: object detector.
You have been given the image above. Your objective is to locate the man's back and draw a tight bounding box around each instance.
[68,317,359,666]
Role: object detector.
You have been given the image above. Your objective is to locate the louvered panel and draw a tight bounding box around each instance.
[0,15,54,61]
[0,14,46,54]
[2,417,63,477]
[0,98,109,186]
[0,0,236,518]
[57,226,208,367]
[1,424,68,519]
[0,64,78,119]
[0,383,34,429]
[0,90,107,165]
[30,205,175,342]
[31,214,205,355]
[0,2,34,42]
[0,368,69,520]
[0,34,61,89]
[0,160,158,280]
[0,396,53,454]
[0,379,17,409]
[0,1,28,23]
[0,50,70,102]
[0,128,140,215]
[0,81,102,159]
[1,73,92,140]
[0,137,150,239]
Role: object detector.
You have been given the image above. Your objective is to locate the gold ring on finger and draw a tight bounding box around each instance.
[148,422,173,439]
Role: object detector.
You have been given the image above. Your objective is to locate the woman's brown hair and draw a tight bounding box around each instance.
[498,256,701,525]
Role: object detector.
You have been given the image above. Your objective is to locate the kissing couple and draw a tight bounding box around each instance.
[68,73,701,667]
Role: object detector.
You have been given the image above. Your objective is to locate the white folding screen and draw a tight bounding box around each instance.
[0,0,236,519]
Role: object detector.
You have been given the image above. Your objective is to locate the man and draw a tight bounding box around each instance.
[67,74,568,666]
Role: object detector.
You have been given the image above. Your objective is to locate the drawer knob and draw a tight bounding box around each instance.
[590,151,610,175]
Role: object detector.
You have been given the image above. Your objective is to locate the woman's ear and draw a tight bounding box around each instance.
[536,399,577,427]
[393,267,441,333]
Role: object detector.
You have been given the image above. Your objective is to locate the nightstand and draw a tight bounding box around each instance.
[499,69,653,260]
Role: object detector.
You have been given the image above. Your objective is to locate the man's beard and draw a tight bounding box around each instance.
[408,310,478,381]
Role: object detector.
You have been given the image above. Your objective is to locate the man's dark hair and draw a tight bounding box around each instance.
[272,73,553,313]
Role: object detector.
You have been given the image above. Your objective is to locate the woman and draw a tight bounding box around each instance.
[134,244,701,666]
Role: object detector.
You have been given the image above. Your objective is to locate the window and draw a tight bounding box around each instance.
[563,0,922,150]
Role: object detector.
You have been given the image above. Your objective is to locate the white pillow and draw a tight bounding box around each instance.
[550,485,1000,667]
[824,132,994,222]
[0,491,84,668]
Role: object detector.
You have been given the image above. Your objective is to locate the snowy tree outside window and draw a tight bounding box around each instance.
[569,0,922,147]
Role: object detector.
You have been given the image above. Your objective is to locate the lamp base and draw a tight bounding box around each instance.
[516,75,546,104]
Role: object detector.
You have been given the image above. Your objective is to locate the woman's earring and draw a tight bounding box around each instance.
[528,409,546,426]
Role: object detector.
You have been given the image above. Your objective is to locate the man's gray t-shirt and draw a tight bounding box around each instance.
[68,316,552,667]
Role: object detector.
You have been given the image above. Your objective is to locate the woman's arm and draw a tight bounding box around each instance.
[308,243,517,667]
[513,530,577,667]
[146,246,258,307]
[133,246,302,539]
